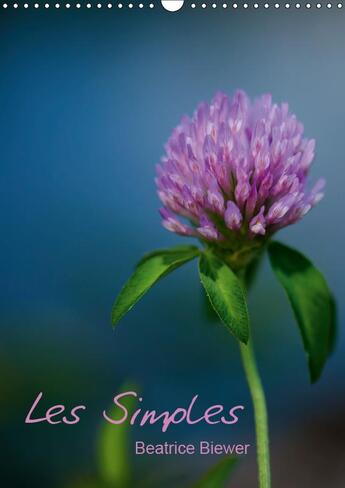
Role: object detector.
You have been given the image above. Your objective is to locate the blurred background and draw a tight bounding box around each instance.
[1,3,344,487]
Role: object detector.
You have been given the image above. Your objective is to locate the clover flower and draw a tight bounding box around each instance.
[112,90,335,488]
[156,90,324,245]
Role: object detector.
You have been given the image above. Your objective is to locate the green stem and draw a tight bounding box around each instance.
[239,339,271,488]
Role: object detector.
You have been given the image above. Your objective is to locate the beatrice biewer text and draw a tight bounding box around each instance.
[135,441,251,456]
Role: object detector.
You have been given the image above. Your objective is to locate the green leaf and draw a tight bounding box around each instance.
[112,245,200,326]
[97,383,137,487]
[136,244,199,266]
[201,285,220,324]
[192,456,238,488]
[198,251,250,343]
[268,240,334,382]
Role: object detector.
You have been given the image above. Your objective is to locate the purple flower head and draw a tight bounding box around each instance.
[156,90,324,260]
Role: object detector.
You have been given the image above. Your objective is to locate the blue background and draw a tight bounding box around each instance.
[1,4,344,487]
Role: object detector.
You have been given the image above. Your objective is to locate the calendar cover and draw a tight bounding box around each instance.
[1,2,344,487]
